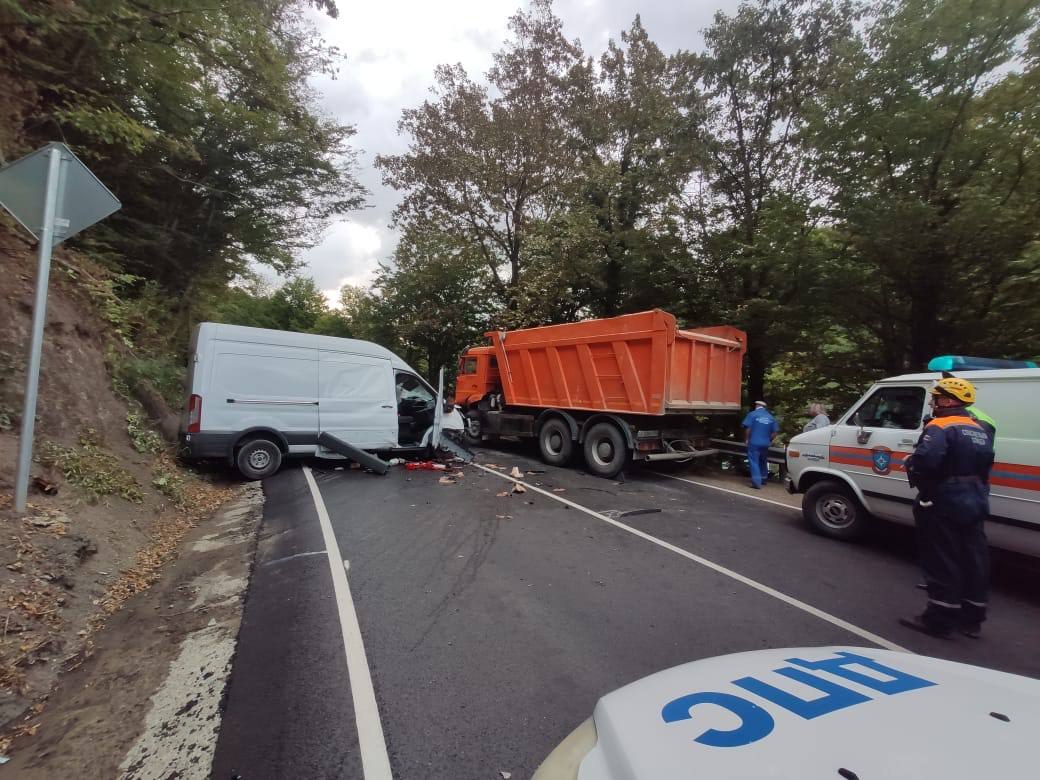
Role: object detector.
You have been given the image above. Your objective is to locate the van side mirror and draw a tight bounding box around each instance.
[854,412,872,445]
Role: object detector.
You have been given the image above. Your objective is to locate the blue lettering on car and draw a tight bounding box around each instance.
[661,651,936,748]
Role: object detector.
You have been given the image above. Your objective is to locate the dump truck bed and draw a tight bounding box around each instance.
[488,310,745,416]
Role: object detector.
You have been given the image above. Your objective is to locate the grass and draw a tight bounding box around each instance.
[35,429,144,503]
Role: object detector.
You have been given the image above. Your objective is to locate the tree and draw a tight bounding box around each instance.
[674,0,856,402]
[1,0,365,346]
[570,16,698,316]
[376,0,585,314]
[809,0,1040,372]
[370,227,495,381]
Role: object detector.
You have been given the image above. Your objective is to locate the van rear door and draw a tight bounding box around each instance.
[318,351,397,449]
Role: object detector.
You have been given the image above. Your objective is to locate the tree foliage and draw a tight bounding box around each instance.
[1,0,364,347]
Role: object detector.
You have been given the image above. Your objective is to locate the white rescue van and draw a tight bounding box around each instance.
[178,323,464,478]
[785,365,1040,556]
[533,647,1040,778]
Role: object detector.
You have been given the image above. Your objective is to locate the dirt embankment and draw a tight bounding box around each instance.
[0,222,236,753]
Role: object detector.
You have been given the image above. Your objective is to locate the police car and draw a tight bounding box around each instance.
[783,357,1040,556]
[532,647,1040,778]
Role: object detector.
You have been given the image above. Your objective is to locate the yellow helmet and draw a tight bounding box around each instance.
[931,376,976,404]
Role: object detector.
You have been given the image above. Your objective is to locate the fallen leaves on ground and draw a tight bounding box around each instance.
[511,483,526,494]
[496,491,509,497]
[438,476,457,485]
[509,467,523,478]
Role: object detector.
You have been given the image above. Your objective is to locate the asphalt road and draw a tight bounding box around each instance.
[211,443,1040,779]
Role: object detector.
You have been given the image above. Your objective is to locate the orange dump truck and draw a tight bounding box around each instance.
[454,309,746,477]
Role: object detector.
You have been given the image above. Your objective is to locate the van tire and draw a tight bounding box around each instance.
[583,422,629,478]
[803,480,867,540]
[235,438,282,480]
[538,418,574,466]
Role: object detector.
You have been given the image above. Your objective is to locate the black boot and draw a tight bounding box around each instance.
[898,614,953,639]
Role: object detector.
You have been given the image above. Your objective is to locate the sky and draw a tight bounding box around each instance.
[296,0,742,305]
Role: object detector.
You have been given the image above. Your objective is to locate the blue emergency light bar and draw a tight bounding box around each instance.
[927,355,1038,372]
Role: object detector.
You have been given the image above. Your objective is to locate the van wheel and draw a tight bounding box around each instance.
[538,418,574,466]
[583,422,629,479]
[236,438,282,480]
[803,480,867,540]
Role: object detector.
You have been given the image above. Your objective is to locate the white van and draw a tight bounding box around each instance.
[178,323,463,478]
[785,367,1040,556]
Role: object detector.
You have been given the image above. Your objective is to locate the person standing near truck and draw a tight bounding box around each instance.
[742,401,779,489]
[903,377,995,639]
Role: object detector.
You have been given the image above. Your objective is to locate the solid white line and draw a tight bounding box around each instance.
[472,464,909,653]
[660,472,800,511]
[303,466,393,780]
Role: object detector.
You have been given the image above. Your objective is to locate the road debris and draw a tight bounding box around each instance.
[32,476,58,495]
[511,483,526,494]
[496,491,509,497]
[552,488,566,493]
[407,461,448,471]
[509,466,523,478]
[438,476,457,485]
[500,772,512,779]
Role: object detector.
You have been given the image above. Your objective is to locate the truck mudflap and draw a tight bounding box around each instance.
[315,432,389,475]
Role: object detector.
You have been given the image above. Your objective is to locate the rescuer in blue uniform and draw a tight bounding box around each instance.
[903,377,995,639]
[742,400,779,489]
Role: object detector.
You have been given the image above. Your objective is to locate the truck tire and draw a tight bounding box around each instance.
[538,418,574,466]
[235,438,282,480]
[583,422,629,478]
[803,480,868,540]
[462,413,483,447]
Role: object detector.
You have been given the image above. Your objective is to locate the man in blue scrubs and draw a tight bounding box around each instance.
[742,400,779,489]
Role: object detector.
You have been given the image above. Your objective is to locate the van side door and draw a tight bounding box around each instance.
[830,384,927,522]
[318,352,397,449]
[208,341,319,437]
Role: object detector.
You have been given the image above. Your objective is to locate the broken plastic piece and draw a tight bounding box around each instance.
[406,461,448,471]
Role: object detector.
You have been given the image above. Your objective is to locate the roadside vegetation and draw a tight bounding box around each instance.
[1,0,1038,442]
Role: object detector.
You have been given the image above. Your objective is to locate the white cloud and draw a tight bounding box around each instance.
[296,0,741,301]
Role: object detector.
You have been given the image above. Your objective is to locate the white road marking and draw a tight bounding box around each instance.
[303,466,393,780]
[660,472,800,511]
[472,463,909,653]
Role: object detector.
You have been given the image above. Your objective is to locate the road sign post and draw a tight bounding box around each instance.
[0,143,120,512]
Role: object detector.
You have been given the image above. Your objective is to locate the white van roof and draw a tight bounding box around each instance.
[879,368,1040,383]
[198,322,419,374]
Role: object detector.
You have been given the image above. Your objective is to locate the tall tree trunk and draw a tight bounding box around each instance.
[746,337,766,405]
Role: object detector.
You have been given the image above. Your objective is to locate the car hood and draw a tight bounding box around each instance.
[541,647,1040,780]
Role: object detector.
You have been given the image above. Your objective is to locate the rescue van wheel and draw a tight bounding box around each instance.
[803,480,867,540]
[538,418,574,466]
[235,438,282,480]
[583,422,629,478]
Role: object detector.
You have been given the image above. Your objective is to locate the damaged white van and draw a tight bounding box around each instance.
[178,323,464,478]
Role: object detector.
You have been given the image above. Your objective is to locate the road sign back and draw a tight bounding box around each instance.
[0,142,120,243]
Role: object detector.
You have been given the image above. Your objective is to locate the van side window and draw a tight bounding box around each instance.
[847,387,926,430]
[395,373,435,406]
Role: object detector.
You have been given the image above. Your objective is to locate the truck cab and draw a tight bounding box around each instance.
[454,347,500,407]
[785,360,1040,556]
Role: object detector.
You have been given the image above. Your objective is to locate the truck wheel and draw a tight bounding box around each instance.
[538,418,574,466]
[235,438,282,480]
[803,480,867,540]
[463,413,483,446]
[583,422,629,478]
